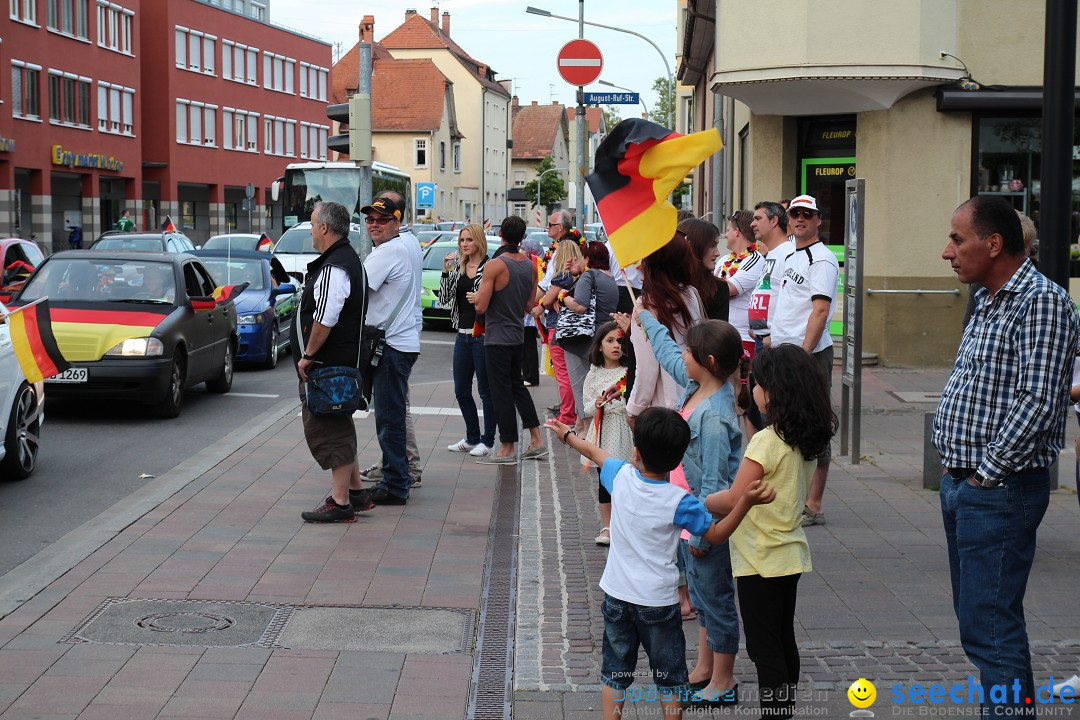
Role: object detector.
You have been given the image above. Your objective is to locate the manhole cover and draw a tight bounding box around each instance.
[63,599,476,654]
[63,598,288,648]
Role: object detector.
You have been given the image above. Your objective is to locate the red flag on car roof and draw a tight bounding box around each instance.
[191,283,249,311]
[586,118,722,267]
[161,215,177,233]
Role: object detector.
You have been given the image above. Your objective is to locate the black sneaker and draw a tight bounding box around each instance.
[349,489,375,512]
[301,496,356,523]
[369,487,408,506]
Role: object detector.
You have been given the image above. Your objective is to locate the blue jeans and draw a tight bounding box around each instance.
[600,593,689,695]
[940,468,1049,714]
[686,540,739,654]
[453,333,495,447]
[373,345,418,499]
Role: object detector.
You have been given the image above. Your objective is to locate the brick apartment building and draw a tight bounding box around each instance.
[1,0,332,250]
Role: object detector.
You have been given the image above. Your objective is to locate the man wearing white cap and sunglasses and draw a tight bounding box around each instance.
[769,194,839,527]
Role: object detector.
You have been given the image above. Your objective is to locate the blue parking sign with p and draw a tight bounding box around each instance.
[417,182,435,210]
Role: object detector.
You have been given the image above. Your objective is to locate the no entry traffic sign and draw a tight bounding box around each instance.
[557,39,603,86]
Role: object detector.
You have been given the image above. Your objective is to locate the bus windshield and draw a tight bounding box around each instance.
[284,167,363,227]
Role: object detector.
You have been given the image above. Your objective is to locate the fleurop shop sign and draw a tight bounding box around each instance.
[51,145,124,172]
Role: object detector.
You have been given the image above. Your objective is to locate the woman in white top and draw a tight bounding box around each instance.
[625,232,705,422]
[716,210,765,357]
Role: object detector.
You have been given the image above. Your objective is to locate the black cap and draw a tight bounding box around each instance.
[360,197,404,220]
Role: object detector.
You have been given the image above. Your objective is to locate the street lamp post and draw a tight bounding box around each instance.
[537,166,567,225]
[526,5,674,130]
[598,79,649,119]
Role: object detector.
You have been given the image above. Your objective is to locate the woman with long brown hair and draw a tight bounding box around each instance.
[680,218,728,322]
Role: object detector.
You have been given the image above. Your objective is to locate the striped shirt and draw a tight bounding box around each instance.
[932,260,1080,483]
[310,265,350,328]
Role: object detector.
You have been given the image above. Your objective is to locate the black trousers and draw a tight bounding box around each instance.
[485,343,540,444]
[737,573,801,719]
[522,326,540,385]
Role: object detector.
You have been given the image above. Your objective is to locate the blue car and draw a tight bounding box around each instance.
[191,250,298,369]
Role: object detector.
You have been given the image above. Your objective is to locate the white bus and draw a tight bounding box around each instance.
[274,161,412,230]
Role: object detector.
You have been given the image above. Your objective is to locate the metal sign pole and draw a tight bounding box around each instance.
[842,178,865,464]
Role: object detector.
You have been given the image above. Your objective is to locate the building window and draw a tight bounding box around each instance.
[11,61,41,119]
[175,27,215,75]
[299,63,327,101]
[415,138,427,168]
[263,114,292,155]
[513,170,526,187]
[250,1,265,20]
[222,107,259,152]
[738,123,749,210]
[262,52,293,93]
[299,121,328,160]
[97,81,133,134]
[453,142,461,173]
[222,41,258,85]
[96,2,132,53]
[9,0,36,24]
[439,141,446,171]
[47,0,89,38]
[176,99,217,146]
[47,70,91,127]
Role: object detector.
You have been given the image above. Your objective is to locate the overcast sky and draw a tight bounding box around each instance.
[269,0,675,121]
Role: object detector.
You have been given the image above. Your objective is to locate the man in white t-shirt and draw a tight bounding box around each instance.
[769,195,838,527]
[362,194,422,506]
[747,201,794,355]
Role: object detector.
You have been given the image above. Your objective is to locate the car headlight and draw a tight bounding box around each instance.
[104,337,164,357]
[237,314,263,325]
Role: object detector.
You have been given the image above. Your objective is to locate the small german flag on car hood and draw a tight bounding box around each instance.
[6,299,71,382]
[191,282,249,311]
[586,119,722,268]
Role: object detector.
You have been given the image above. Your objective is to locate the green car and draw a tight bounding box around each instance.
[421,238,502,327]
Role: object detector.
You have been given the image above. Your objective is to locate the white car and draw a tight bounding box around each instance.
[0,300,43,479]
[272,222,364,286]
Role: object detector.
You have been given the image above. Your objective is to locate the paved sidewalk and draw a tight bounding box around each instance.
[1,366,1079,719]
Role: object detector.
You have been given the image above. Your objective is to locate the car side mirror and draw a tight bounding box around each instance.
[273,283,297,295]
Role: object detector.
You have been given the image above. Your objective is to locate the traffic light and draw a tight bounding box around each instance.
[326,94,372,164]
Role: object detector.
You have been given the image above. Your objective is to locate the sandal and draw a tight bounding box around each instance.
[594,527,610,546]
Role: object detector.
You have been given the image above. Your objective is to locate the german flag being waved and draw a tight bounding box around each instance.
[7,299,71,383]
[586,119,722,267]
[191,283,249,311]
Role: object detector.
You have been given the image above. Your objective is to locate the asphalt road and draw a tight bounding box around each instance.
[0,328,456,576]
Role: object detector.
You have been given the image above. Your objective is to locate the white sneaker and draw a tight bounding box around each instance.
[448,438,475,452]
[469,443,491,457]
[1053,675,1080,698]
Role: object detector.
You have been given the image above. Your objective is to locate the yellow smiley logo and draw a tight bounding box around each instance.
[848,678,876,709]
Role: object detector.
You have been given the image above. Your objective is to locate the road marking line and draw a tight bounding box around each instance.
[227,392,280,398]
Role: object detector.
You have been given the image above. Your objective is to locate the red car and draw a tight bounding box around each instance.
[0,238,44,303]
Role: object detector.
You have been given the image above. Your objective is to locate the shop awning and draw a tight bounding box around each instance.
[936,85,1080,112]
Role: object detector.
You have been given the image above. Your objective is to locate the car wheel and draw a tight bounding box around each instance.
[0,382,41,480]
[206,340,234,393]
[155,353,186,419]
[262,324,279,370]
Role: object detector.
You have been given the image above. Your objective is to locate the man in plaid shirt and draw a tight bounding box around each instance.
[934,195,1079,714]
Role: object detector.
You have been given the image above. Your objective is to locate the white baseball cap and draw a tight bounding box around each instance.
[788,195,819,212]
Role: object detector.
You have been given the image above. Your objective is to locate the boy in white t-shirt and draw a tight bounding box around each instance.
[547,407,774,720]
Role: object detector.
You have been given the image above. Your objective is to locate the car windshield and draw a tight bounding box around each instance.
[275,227,362,254]
[92,236,163,251]
[19,258,176,303]
[423,245,456,271]
[204,235,258,251]
[199,259,265,291]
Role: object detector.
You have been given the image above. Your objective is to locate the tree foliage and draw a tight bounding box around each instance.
[602,105,622,133]
[648,76,675,129]
[523,155,567,210]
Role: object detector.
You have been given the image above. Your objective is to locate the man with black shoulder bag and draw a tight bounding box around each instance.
[295,201,372,523]
[361,194,422,506]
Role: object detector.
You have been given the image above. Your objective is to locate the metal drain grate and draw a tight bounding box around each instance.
[466,461,520,720]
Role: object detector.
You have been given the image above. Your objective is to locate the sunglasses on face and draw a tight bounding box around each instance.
[788,209,818,219]
[365,216,395,225]
[548,222,562,228]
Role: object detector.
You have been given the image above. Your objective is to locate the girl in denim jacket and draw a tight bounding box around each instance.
[631,308,745,708]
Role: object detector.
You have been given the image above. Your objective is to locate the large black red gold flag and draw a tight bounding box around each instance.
[586,119,722,267]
